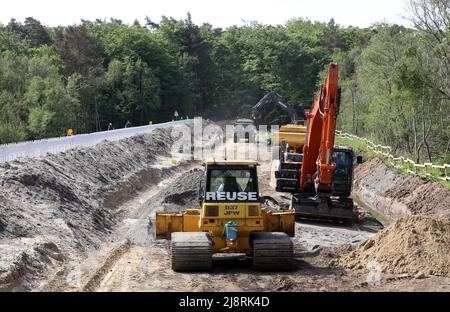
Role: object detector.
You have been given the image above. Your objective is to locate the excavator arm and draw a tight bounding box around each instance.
[300,63,340,193]
[253,91,299,124]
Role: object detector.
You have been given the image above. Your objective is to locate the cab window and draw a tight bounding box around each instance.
[333,151,352,175]
[208,169,257,193]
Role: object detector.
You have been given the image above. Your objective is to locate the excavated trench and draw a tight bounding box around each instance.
[0,125,195,291]
[353,158,450,220]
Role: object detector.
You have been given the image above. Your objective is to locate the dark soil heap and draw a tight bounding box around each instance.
[160,168,204,208]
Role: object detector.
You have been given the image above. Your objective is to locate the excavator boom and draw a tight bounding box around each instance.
[301,63,339,192]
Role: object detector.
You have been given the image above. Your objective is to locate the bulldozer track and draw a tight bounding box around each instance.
[171,232,213,271]
[251,232,294,270]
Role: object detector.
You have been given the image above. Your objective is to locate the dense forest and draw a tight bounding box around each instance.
[0,0,448,162]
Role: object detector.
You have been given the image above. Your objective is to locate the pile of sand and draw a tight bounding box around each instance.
[333,214,450,277]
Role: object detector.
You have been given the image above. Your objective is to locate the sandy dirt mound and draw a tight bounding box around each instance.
[333,214,450,277]
[0,126,181,290]
[353,158,450,220]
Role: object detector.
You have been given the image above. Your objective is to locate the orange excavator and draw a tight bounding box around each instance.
[301,63,340,196]
[255,63,360,222]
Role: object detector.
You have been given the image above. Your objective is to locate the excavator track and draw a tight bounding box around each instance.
[251,232,294,270]
[171,232,213,272]
[292,195,358,223]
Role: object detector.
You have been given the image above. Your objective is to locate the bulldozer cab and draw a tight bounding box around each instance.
[200,162,260,204]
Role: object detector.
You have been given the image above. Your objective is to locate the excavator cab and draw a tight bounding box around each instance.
[272,142,358,222]
[155,160,295,271]
[331,147,355,198]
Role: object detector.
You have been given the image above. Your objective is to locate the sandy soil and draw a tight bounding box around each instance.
[89,151,450,292]
[1,121,449,292]
[335,214,450,278]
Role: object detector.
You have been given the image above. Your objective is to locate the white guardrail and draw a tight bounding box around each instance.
[336,130,450,182]
[0,119,192,164]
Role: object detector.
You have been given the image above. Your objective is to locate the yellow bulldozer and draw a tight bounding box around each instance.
[155,160,295,271]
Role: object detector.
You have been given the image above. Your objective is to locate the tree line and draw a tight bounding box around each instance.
[337,0,450,163]
[0,0,448,163]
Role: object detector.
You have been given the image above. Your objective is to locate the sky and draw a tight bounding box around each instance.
[0,0,411,28]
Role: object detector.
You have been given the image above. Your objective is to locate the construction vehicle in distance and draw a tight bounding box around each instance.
[252,91,301,127]
[155,160,295,271]
[253,63,360,223]
[233,118,257,143]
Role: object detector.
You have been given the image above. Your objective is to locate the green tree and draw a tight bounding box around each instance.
[6,17,53,48]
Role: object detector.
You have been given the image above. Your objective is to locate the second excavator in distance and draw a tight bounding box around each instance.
[253,63,361,223]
